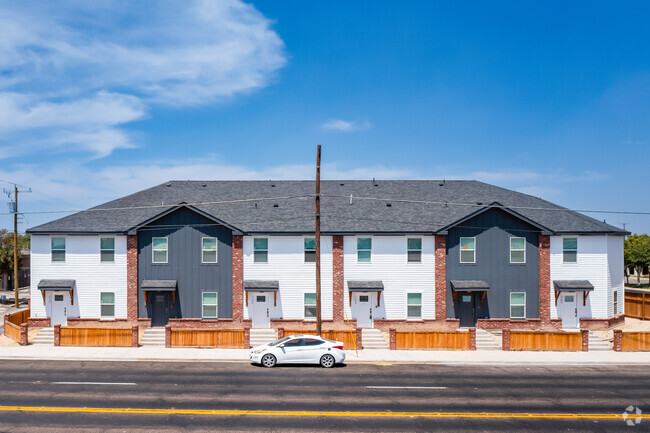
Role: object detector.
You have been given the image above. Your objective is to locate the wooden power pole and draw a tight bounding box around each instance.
[315,145,322,336]
[13,185,18,308]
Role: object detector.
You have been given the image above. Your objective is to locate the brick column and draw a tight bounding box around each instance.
[355,327,363,350]
[131,325,139,347]
[244,326,250,349]
[389,328,396,350]
[20,323,28,346]
[54,324,61,346]
[435,235,447,322]
[613,329,622,352]
[538,235,551,323]
[126,235,139,321]
[469,328,476,351]
[277,328,285,339]
[502,329,510,351]
[165,325,171,348]
[581,329,589,352]
[232,235,244,323]
[332,235,345,322]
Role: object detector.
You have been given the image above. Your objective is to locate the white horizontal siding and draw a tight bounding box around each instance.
[549,235,609,320]
[607,236,624,316]
[343,236,436,321]
[242,236,333,320]
[30,235,128,319]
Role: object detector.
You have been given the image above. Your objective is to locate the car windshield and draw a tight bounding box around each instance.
[268,336,291,347]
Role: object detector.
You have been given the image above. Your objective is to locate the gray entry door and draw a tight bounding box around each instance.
[151,293,170,327]
[458,292,476,328]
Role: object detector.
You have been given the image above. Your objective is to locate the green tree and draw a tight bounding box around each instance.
[0,230,30,276]
[624,234,650,285]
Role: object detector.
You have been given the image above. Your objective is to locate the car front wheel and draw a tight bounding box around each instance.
[261,353,277,368]
[320,354,335,368]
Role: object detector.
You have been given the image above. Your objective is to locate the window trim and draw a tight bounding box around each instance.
[202,291,218,319]
[357,237,372,263]
[304,292,317,320]
[51,237,66,263]
[509,237,526,264]
[613,291,618,315]
[563,237,578,263]
[459,237,476,264]
[406,292,422,320]
[152,237,168,264]
[510,292,526,319]
[100,237,115,263]
[407,238,422,263]
[253,237,269,263]
[100,292,115,318]
[201,237,218,264]
[304,237,316,263]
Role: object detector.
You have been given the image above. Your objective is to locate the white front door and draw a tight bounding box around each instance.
[51,292,69,326]
[250,293,270,328]
[352,293,373,328]
[559,293,578,328]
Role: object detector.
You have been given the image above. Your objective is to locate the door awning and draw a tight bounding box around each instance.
[37,279,75,304]
[347,281,384,307]
[141,280,177,306]
[243,280,279,291]
[553,280,594,306]
[450,280,489,291]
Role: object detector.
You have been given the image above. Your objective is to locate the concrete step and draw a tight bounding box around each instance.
[31,327,54,346]
[475,329,502,351]
[250,328,277,347]
[361,328,389,349]
[140,327,166,347]
[588,331,611,351]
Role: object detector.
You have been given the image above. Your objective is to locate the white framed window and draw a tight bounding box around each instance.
[460,237,476,263]
[304,293,317,319]
[510,292,526,319]
[202,237,218,263]
[253,238,268,263]
[613,291,618,315]
[510,237,526,263]
[304,238,316,263]
[152,237,168,263]
[407,293,422,319]
[563,238,577,263]
[357,238,371,263]
[100,238,115,263]
[52,237,66,262]
[100,292,115,317]
[202,292,218,318]
[407,238,422,263]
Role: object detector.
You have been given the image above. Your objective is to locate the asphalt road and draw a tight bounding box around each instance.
[0,360,648,432]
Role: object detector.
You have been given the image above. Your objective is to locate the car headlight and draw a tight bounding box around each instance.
[252,348,267,354]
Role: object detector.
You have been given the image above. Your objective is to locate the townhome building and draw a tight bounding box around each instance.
[27,180,626,332]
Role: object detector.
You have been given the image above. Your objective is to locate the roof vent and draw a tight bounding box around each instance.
[166,183,172,187]
[273,203,279,208]
[439,179,446,187]
[386,202,392,207]
[476,201,483,206]
[340,183,345,186]
[271,184,276,187]
[201,183,207,187]
[254,203,258,209]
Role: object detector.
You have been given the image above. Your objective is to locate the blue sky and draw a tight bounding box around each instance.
[0,0,648,234]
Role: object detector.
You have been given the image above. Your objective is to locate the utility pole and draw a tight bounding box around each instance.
[315,145,322,336]
[13,185,18,308]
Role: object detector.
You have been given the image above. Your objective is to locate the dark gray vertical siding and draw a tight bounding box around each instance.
[445,208,540,319]
[137,207,233,319]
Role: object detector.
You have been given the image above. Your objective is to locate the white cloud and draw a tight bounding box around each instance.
[321,119,372,132]
[0,0,286,158]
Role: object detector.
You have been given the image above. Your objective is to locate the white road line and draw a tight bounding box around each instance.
[366,386,447,389]
[52,382,137,386]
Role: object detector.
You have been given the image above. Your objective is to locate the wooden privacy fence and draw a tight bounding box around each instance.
[282,329,356,349]
[393,330,472,350]
[507,330,586,351]
[614,330,650,351]
[170,329,245,348]
[58,327,134,347]
[3,309,29,344]
[625,289,650,320]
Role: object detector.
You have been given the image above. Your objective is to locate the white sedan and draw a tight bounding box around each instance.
[250,335,346,368]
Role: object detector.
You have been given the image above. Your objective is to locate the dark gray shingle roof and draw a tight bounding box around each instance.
[27,180,627,235]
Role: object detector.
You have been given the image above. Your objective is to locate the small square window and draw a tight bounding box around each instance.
[357,238,371,263]
[407,293,422,319]
[100,238,115,262]
[254,238,268,263]
[202,292,218,318]
[359,295,369,302]
[510,237,525,263]
[304,293,317,318]
[152,237,168,263]
[100,292,115,317]
[202,237,218,263]
[613,291,618,314]
[407,238,422,263]
[52,238,66,262]
[460,237,476,263]
[510,292,526,319]
[563,238,577,263]
[304,238,316,263]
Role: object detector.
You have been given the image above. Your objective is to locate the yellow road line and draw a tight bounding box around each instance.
[0,405,647,420]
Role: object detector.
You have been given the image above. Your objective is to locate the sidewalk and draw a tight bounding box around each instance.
[1,345,650,365]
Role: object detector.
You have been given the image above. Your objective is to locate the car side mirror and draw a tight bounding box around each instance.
[279,344,285,348]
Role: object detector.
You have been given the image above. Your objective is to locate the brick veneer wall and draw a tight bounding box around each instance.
[126,235,138,321]
[434,235,447,322]
[613,329,622,351]
[28,318,51,328]
[167,318,249,329]
[477,318,562,331]
[332,235,344,322]
[538,234,551,323]
[373,319,459,332]
[232,235,243,322]
[580,314,626,330]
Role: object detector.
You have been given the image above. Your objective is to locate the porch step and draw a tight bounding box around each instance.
[250,328,277,348]
[140,327,166,347]
[361,328,389,349]
[31,327,54,346]
[475,329,502,351]
[588,331,611,351]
